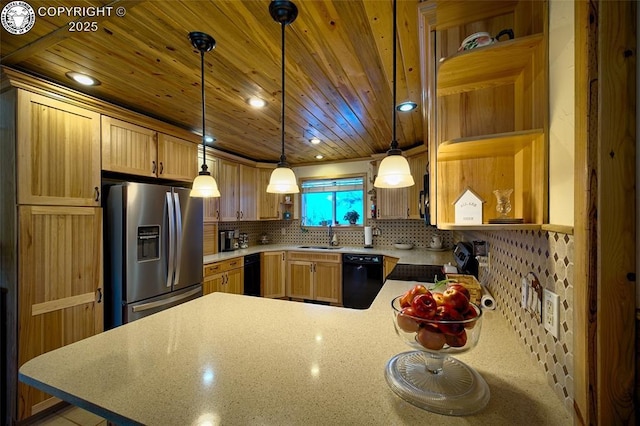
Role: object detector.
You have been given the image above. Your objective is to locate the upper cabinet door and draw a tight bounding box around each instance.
[239,164,258,221]
[157,133,198,182]
[101,116,157,178]
[258,168,281,220]
[407,152,428,219]
[218,160,239,221]
[17,90,101,206]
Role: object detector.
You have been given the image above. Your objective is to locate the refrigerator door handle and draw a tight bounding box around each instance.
[173,192,182,285]
[131,287,201,313]
[166,192,176,288]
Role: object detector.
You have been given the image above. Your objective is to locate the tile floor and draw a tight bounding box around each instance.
[30,405,106,426]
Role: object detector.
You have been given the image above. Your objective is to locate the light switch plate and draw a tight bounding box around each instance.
[543,289,560,338]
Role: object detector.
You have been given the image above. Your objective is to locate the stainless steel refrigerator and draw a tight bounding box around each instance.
[105,182,203,328]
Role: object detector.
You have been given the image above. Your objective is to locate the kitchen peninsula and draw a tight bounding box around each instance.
[19,280,571,425]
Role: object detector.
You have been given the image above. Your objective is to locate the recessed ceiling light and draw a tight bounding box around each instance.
[204,136,214,143]
[310,138,321,145]
[247,97,267,108]
[65,72,100,86]
[315,154,324,160]
[396,101,417,112]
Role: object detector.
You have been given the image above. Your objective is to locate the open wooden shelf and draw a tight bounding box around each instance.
[438,222,542,231]
[438,129,544,161]
[437,34,544,96]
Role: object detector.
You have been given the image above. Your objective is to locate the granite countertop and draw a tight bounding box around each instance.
[204,244,455,266]
[20,281,571,425]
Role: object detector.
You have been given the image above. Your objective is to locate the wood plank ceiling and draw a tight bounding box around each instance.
[1,0,424,165]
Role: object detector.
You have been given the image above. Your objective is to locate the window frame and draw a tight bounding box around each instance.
[299,173,366,228]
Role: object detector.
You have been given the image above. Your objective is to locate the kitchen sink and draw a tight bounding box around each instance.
[298,245,342,250]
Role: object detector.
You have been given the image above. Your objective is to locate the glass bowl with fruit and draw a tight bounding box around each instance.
[384,282,490,416]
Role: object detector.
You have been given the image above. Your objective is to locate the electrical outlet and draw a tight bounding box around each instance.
[281,227,286,235]
[521,277,529,309]
[543,289,560,338]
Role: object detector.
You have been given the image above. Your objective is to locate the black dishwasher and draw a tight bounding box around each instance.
[342,254,384,309]
[243,253,261,296]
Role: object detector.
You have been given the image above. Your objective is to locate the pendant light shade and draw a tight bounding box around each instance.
[189,31,221,198]
[266,167,299,193]
[374,153,415,188]
[266,0,300,194]
[373,0,414,189]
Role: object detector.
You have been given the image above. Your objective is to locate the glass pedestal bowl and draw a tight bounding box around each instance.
[385,295,490,416]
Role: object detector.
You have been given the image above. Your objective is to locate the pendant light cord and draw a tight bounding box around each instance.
[200,48,209,173]
[280,21,287,165]
[390,0,398,152]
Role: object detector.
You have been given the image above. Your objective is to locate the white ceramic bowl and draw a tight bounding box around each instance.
[394,243,414,250]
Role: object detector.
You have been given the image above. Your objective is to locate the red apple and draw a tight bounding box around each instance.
[445,330,468,347]
[446,283,470,300]
[463,304,479,329]
[411,293,437,319]
[432,292,445,306]
[400,284,428,308]
[443,287,470,313]
[434,305,465,335]
[417,326,446,350]
[396,307,421,332]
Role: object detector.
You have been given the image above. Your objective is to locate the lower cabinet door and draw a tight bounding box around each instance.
[226,268,244,295]
[287,261,313,299]
[18,206,103,419]
[314,262,342,304]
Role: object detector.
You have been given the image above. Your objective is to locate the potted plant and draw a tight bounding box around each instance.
[343,210,360,225]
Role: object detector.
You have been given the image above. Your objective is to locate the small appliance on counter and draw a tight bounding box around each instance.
[239,233,249,249]
[453,242,479,278]
[219,230,239,252]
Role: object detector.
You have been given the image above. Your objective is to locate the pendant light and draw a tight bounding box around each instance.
[374,0,414,189]
[189,31,221,198]
[266,0,300,194]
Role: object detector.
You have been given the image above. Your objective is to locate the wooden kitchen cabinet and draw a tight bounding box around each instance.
[203,257,244,295]
[102,116,197,182]
[420,0,548,229]
[16,90,101,206]
[157,133,198,181]
[286,251,342,304]
[258,168,281,220]
[376,149,427,220]
[239,165,258,221]
[218,160,258,221]
[201,147,220,222]
[383,256,399,279]
[261,251,286,298]
[17,205,103,418]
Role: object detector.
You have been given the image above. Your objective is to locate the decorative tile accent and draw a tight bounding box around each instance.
[455,230,574,414]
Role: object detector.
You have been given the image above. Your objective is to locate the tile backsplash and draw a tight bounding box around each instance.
[219,219,454,249]
[457,229,574,415]
[218,220,574,416]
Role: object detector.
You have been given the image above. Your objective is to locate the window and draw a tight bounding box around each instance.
[300,176,364,226]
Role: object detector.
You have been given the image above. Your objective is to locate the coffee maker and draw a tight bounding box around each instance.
[219,230,239,252]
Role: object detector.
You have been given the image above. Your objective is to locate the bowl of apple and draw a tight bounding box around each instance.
[384,282,490,416]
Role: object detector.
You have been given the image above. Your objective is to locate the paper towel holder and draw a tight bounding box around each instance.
[364,226,374,248]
